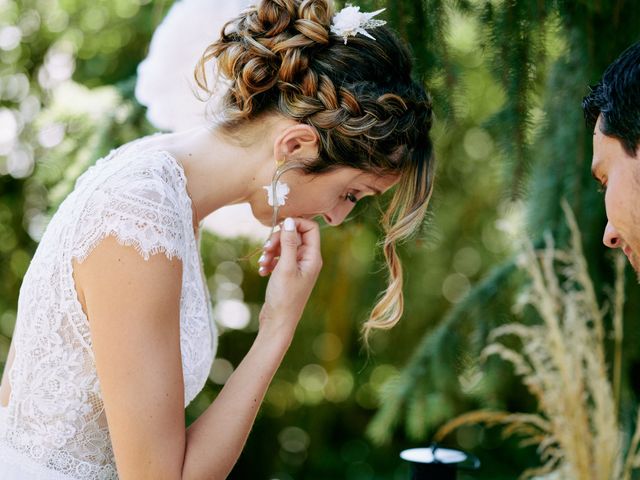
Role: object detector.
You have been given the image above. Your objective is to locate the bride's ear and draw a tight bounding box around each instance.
[273,124,319,163]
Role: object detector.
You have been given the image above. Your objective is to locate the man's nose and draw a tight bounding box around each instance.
[603,221,622,249]
[323,203,355,226]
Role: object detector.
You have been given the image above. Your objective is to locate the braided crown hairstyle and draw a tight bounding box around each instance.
[194,0,435,342]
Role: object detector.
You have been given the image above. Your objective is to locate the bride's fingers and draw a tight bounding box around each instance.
[292,218,321,271]
[259,225,301,275]
[263,229,281,254]
[259,220,318,276]
[258,230,280,276]
[258,254,279,276]
[264,256,280,276]
[264,224,302,254]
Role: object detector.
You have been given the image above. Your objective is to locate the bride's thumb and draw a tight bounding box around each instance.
[277,217,299,273]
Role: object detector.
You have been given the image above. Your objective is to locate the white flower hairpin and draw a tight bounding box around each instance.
[330,4,387,45]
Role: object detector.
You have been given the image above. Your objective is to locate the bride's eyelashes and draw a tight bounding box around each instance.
[345,192,358,203]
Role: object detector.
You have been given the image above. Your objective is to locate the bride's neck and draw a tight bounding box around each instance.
[159,122,273,222]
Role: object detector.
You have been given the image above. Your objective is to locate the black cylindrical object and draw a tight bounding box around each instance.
[400,444,480,480]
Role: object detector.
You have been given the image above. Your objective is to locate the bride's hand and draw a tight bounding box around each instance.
[258,217,322,336]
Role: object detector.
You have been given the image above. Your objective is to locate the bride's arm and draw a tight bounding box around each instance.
[183,218,322,478]
[181,323,292,479]
[74,218,321,480]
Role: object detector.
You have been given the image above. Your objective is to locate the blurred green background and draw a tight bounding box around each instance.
[1,0,640,478]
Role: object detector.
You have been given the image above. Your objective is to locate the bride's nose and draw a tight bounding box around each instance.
[322,202,356,226]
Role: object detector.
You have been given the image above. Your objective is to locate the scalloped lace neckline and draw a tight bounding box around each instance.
[119,132,200,238]
[142,148,200,239]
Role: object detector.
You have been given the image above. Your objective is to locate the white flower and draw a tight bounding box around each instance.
[330,4,386,45]
[263,180,290,207]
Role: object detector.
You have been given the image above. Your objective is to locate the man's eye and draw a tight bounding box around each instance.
[345,192,358,203]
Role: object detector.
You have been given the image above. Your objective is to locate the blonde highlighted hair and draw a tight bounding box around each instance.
[194,0,435,343]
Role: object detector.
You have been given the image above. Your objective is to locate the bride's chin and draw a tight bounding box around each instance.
[249,210,271,226]
[247,202,307,226]
[248,205,278,227]
[257,217,274,227]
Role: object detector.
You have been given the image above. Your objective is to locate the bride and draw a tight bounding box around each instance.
[0,0,434,478]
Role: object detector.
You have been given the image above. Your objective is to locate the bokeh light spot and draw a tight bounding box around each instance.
[312,332,343,362]
[278,426,310,454]
[0,26,22,51]
[208,358,234,385]
[298,364,328,392]
[7,145,34,179]
[213,299,250,330]
[0,108,19,148]
[37,123,65,148]
[463,127,494,159]
[324,367,354,403]
[442,273,471,303]
[215,260,243,285]
[453,246,482,277]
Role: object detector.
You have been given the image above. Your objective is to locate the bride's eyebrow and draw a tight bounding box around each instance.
[365,184,382,195]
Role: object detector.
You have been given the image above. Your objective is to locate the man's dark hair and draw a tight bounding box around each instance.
[582,41,640,157]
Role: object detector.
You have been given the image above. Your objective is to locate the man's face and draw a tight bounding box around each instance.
[591,115,640,276]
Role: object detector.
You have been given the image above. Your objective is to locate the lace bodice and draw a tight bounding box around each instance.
[0,136,218,479]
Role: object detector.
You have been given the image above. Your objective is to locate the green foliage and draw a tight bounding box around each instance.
[432,205,634,479]
[369,1,640,479]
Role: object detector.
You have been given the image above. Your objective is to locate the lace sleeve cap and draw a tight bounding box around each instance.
[71,161,188,264]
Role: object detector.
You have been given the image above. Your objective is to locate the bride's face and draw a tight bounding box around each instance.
[250,166,398,227]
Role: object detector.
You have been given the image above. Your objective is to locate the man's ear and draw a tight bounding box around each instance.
[273,124,319,162]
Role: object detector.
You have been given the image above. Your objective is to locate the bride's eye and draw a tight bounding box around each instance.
[345,192,358,203]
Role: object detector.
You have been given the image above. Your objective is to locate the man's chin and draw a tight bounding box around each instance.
[628,254,640,280]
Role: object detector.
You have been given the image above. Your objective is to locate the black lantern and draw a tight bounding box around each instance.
[400,444,480,479]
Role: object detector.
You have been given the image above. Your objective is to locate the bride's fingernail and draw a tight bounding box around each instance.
[258,266,266,275]
[264,240,271,248]
[284,217,295,232]
[258,254,266,264]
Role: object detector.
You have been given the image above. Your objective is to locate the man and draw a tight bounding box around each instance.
[583,41,640,276]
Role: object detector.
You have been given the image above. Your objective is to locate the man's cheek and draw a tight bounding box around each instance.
[603,188,624,226]
[631,253,640,274]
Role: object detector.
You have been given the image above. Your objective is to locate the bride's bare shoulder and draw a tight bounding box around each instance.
[72,234,183,324]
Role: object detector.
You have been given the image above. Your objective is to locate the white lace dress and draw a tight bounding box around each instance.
[0,135,218,479]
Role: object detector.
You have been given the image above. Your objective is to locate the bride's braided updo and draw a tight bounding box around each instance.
[194,0,435,342]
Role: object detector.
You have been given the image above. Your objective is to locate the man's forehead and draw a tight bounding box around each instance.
[591,115,605,173]
[591,139,604,176]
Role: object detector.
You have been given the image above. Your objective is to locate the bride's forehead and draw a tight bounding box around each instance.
[303,166,398,189]
[335,168,399,191]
